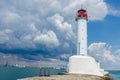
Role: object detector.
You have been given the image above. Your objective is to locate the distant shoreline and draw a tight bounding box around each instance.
[1,66,120,72]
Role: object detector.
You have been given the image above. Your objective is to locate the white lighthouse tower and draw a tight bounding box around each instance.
[76,8,88,56]
[68,8,104,76]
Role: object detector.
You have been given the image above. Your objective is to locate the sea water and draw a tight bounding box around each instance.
[0,66,119,80]
[109,71,120,80]
[0,66,65,80]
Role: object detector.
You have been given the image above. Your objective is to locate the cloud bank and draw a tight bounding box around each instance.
[0,0,109,51]
[88,42,120,70]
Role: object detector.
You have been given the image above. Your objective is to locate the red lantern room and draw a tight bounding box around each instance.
[76,8,88,21]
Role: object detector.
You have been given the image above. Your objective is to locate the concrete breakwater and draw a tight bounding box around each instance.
[18,73,113,80]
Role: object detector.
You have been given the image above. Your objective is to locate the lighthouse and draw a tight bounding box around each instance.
[68,8,104,76]
[76,8,88,56]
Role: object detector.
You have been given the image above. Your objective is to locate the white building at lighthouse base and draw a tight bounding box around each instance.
[68,55,104,76]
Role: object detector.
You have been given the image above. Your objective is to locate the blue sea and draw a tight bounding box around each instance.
[0,66,119,80]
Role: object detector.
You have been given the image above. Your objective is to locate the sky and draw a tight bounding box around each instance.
[0,0,120,70]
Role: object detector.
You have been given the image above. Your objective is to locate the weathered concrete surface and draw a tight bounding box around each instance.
[18,74,112,80]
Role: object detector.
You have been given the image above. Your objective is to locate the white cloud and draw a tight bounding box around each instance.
[108,6,120,16]
[2,11,21,24]
[59,53,71,59]
[0,28,36,49]
[63,0,108,20]
[48,14,72,32]
[0,29,11,44]
[48,14,75,40]
[0,29,23,49]
[114,49,120,58]
[33,30,59,48]
[0,23,59,49]
[88,42,120,70]
[26,23,59,48]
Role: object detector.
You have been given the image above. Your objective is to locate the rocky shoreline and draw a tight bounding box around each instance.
[18,73,113,80]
